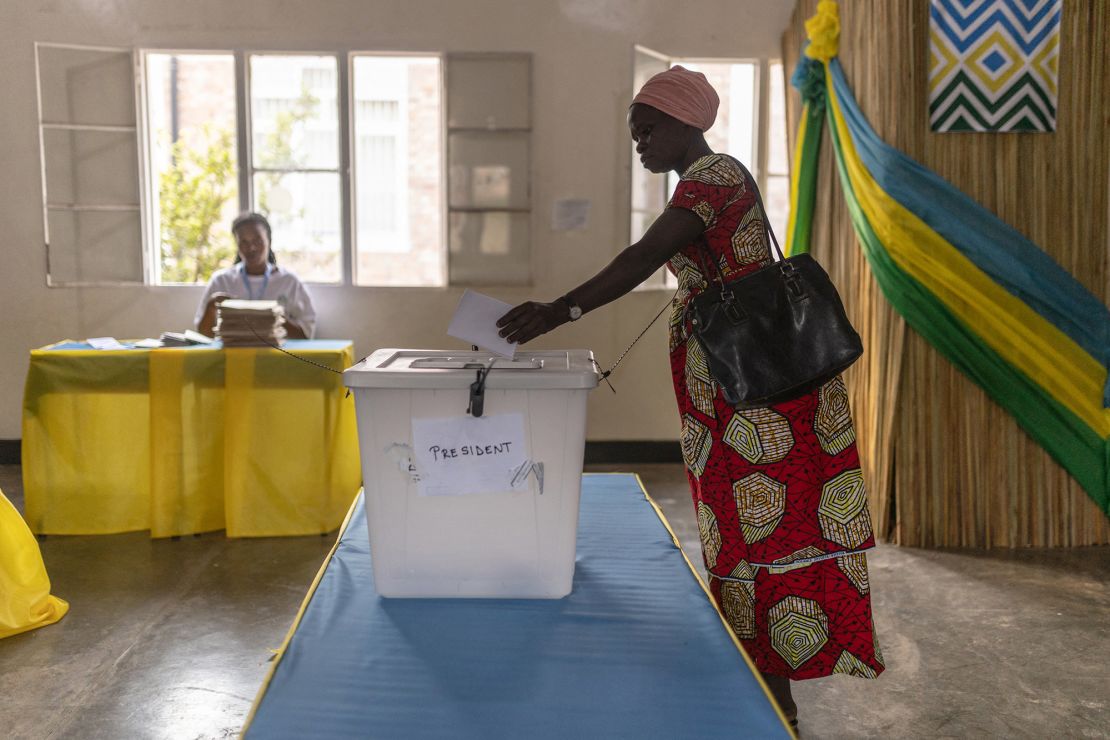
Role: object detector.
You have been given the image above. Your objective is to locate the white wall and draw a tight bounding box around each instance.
[0,0,795,440]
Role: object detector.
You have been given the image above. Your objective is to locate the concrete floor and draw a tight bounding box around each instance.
[1,462,1108,739]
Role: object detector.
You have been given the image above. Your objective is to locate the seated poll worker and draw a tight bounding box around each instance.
[195,212,317,339]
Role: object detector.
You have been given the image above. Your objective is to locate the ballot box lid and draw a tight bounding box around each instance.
[343,349,600,390]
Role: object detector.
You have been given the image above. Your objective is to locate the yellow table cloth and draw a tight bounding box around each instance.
[22,340,361,538]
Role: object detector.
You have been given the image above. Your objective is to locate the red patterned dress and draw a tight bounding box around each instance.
[666,154,884,680]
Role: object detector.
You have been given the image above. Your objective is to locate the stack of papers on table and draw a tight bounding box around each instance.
[216,299,287,346]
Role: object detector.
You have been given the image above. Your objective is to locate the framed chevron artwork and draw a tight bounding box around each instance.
[928,0,1061,132]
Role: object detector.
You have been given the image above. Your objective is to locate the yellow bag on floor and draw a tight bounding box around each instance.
[0,486,68,638]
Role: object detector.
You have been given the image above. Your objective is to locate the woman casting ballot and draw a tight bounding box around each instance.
[497,66,882,731]
[195,212,317,339]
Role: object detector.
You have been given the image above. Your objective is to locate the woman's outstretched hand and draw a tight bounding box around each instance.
[497,301,569,345]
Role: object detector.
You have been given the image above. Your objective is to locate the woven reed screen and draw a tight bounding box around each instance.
[781,0,1110,547]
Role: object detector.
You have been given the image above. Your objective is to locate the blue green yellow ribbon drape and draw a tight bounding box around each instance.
[786,0,1110,514]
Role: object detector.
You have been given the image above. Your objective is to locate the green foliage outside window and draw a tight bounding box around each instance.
[158,126,236,284]
[157,88,318,284]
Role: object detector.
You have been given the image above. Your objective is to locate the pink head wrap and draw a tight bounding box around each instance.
[631,65,720,131]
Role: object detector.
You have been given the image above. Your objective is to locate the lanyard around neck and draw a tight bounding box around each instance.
[240,263,272,300]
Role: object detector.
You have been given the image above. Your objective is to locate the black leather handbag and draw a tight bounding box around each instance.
[687,161,862,408]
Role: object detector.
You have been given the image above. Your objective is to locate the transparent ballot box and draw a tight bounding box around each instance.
[343,349,599,598]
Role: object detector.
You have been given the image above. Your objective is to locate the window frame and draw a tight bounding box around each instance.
[762,59,791,248]
[36,41,147,287]
[443,51,533,287]
[628,45,671,275]
[133,47,455,288]
[243,50,346,286]
[39,46,529,289]
[139,48,240,285]
[349,51,449,287]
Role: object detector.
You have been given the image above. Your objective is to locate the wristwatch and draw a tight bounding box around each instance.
[557,295,583,321]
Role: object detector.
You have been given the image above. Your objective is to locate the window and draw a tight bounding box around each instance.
[249,54,341,283]
[629,47,670,273]
[38,49,531,287]
[764,61,790,245]
[353,55,444,286]
[445,54,532,286]
[630,50,790,290]
[37,43,143,285]
[144,53,238,284]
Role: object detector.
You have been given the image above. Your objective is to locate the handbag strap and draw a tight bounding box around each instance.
[731,157,785,263]
[693,156,786,289]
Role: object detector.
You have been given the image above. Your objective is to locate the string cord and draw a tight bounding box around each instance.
[592,287,679,393]
[240,323,386,402]
[243,323,349,374]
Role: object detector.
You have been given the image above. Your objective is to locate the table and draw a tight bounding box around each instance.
[243,473,792,739]
[21,340,361,538]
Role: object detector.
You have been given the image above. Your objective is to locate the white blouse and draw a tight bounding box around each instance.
[194,264,317,338]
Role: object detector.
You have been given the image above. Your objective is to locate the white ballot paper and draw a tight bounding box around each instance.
[447,289,517,358]
[411,413,528,496]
